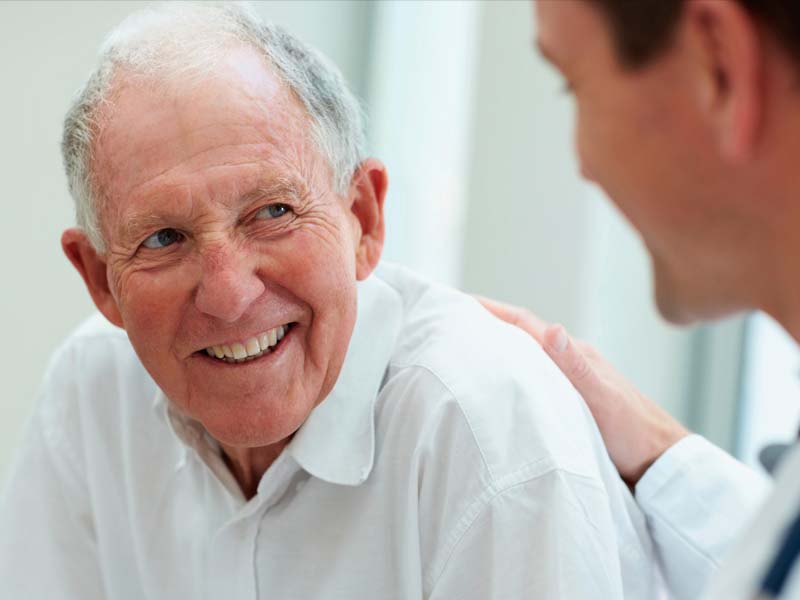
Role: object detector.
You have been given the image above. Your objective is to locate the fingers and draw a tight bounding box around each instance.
[475,296,548,344]
[541,324,598,393]
[478,298,596,390]
[478,296,688,486]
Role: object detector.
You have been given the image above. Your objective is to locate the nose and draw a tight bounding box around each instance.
[194,245,266,323]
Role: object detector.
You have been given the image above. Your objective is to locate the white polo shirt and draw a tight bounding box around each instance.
[0,262,664,599]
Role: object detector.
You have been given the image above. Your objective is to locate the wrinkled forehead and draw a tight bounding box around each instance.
[91,46,319,213]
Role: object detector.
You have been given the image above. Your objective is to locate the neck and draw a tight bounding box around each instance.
[220,439,289,500]
[754,158,800,345]
[753,201,800,345]
[742,89,800,346]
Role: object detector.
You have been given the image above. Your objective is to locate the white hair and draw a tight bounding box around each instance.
[62,1,366,251]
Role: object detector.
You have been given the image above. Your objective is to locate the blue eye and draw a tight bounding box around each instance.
[256,203,292,220]
[142,228,183,249]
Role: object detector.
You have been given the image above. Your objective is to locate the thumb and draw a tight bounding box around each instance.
[541,324,597,395]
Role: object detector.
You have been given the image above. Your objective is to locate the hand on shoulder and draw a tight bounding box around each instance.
[478,296,689,486]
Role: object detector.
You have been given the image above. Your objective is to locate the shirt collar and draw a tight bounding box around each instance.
[287,272,403,486]
[152,270,403,487]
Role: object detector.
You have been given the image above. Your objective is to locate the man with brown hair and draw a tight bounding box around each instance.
[488,0,800,598]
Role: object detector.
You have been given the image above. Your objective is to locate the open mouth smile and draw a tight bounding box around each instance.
[200,323,295,364]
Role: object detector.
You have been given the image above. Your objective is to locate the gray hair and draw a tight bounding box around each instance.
[62,2,366,251]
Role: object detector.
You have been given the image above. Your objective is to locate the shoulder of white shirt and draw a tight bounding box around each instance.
[373,262,611,485]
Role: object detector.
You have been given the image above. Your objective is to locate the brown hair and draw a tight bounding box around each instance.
[590,0,800,69]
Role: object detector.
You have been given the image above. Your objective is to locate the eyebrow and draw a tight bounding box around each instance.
[239,178,308,206]
[119,177,309,244]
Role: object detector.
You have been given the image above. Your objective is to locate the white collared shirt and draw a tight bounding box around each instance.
[704,441,800,599]
[633,431,800,600]
[634,435,771,599]
[1,262,664,599]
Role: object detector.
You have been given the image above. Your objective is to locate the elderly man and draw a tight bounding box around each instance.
[0,3,661,599]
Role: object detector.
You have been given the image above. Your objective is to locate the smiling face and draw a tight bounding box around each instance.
[71,48,376,449]
[534,0,777,324]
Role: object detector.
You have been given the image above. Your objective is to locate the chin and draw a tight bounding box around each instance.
[651,257,704,326]
[652,260,738,327]
[654,286,697,326]
[195,393,316,448]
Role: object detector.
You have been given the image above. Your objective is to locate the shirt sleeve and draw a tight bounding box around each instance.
[0,351,107,599]
[427,468,626,599]
[635,434,771,600]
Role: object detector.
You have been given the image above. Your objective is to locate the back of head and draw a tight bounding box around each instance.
[62,1,365,251]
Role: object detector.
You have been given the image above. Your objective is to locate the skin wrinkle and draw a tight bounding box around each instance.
[108,132,312,240]
[93,58,320,246]
[118,174,311,250]
[101,146,299,236]
[124,142,284,191]
[63,45,389,499]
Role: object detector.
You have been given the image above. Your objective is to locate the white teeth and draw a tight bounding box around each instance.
[205,324,291,362]
[245,337,260,357]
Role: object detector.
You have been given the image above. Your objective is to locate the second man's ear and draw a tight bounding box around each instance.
[61,228,124,328]
[687,0,765,163]
[347,158,388,280]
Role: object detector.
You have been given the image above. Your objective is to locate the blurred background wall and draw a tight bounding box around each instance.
[1,0,797,484]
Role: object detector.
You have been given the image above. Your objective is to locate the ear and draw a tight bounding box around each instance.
[346,158,388,280]
[686,0,765,162]
[61,228,124,328]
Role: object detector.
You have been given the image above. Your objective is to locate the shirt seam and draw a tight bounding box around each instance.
[424,467,608,592]
[638,477,723,569]
[38,408,87,496]
[643,506,721,569]
[39,343,86,490]
[386,360,496,480]
[635,435,702,501]
[635,437,726,567]
[386,360,610,590]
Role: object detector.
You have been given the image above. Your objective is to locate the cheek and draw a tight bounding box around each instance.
[281,227,358,373]
[289,211,358,283]
[573,94,620,184]
[113,268,192,354]
[574,91,659,201]
[285,227,357,317]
